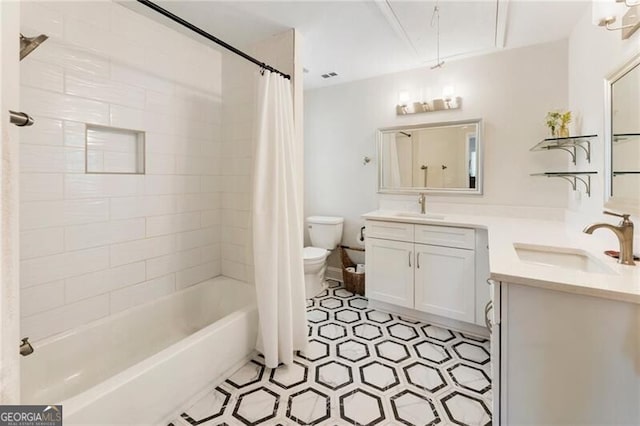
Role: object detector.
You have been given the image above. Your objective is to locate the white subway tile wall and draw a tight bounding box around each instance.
[20,1,223,341]
[219,34,294,284]
[220,55,255,283]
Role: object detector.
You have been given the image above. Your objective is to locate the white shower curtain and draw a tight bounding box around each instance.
[382,134,402,187]
[252,70,307,368]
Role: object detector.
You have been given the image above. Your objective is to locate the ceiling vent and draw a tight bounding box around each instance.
[321,72,339,79]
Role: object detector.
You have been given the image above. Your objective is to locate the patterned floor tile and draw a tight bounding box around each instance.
[170,280,492,426]
[452,342,491,366]
[390,389,440,426]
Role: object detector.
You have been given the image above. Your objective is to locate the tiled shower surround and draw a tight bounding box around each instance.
[19,1,223,341]
[169,281,492,426]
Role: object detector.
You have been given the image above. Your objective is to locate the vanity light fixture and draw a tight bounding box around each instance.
[593,0,640,39]
[396,97,462,115]
[396,87,462,116]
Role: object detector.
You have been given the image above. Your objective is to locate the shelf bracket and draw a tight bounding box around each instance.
[574,174,591,197]
[547,146,577,164]
[575,140,591,163]
[552,174,592,197]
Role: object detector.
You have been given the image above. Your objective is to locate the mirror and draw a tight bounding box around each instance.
[378,119,482,194]
[605,54,640,213]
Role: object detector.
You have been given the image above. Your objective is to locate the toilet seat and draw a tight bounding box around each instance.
[304,246,328,263]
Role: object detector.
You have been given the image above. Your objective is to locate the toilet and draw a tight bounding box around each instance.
[304,216,344,298]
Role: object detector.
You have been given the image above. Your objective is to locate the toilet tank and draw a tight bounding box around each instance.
[307,216,344,250]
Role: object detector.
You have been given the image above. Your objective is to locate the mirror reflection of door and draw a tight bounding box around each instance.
[467,133,477,189]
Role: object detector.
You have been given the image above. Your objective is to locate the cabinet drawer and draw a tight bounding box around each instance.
[414,224,474,249]
[365,220,414,242]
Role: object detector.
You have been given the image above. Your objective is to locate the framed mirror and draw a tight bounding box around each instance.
[605,54,640,214]
[377,119,482,195]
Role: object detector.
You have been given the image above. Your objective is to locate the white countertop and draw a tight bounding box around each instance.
[363,210,640,304]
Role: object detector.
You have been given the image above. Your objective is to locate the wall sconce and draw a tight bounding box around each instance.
[592,0,640,40]
[396,87,462,116]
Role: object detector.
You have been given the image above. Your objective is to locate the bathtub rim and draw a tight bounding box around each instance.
[61,301,257,417]
[22,276,256,410]
[27,275,253,347]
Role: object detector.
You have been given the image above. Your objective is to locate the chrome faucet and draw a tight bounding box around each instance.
[583,211,635,266]
[20,337,34,356]
[418,193,426,214]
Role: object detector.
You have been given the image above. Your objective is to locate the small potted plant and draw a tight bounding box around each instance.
[545,111,561,137]
[559,111,572,138]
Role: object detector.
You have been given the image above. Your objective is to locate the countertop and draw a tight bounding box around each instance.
[362,210,640,304]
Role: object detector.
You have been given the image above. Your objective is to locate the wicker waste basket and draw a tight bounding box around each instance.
[340,246,365,295]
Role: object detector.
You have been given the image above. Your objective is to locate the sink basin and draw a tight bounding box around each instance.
[514,243,615,275]
[394,212,445,220]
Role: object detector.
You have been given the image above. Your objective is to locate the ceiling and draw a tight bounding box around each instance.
[127,0,590,89]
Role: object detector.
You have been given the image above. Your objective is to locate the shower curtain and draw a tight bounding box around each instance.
[383,134,402,187]
[252,70,307,368]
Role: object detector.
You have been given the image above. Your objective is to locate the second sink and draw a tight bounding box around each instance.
[514,243,615,275]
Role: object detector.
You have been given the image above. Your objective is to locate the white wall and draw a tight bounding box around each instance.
[305,40,569,253]
[567,7,640,246]
[19,1,223,341]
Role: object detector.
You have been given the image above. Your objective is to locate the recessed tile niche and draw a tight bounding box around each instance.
[86,125,145,174]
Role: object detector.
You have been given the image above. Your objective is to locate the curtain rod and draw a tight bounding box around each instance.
[136,0,292,80]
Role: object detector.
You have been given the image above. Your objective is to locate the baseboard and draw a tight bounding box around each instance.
[326,266,343,282]
[368,299,490,338]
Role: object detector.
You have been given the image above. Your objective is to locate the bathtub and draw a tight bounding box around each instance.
[21,276,258,425]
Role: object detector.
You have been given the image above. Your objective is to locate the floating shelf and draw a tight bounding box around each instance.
[530,134,597,164]
[613,171,640,176]
[531,171,598,197]
[613,133,640,144]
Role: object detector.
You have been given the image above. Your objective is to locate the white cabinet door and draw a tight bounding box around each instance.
[365,238,414,308]
[414,244,475,322]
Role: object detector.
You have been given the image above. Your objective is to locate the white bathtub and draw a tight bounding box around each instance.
[21,276,258,425]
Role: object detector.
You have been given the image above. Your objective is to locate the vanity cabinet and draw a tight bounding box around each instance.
[493,281,640,425]
[414,244,475,322]
[365,220,479,326]
[365,238,414,307]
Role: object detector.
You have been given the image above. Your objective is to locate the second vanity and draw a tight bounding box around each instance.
[362,209,640,425]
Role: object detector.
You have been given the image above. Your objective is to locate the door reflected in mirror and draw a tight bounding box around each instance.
[378,119,482,194]
[606,54,640,213]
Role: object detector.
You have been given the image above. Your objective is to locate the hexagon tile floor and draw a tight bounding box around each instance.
[168,280,492,426]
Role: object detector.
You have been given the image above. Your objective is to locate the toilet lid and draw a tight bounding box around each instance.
[304,246,328,261]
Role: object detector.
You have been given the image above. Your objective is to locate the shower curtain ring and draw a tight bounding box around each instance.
[260,64,266,75]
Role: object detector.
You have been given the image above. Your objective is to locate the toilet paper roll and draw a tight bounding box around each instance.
[345,267,356,273]
[356,264,365,273]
